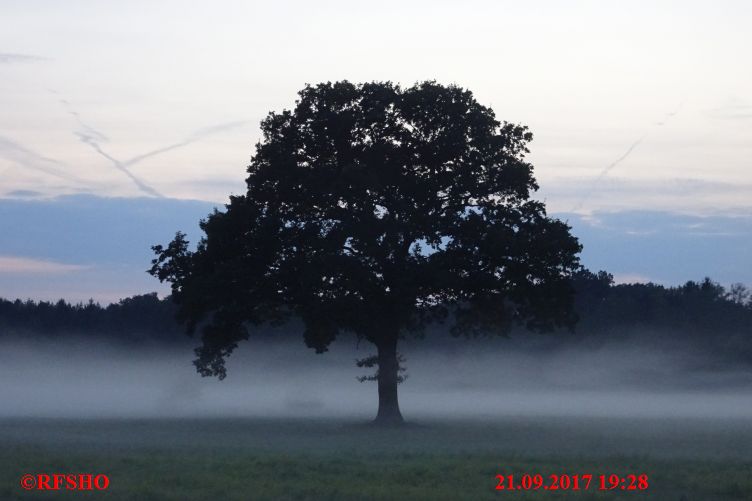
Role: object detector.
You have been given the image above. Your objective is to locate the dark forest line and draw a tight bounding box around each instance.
[1,270,751,355]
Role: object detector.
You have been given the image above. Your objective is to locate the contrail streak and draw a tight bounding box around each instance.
[55,93,163,197]
[0,135,90,186]
[122,120,249,167]
[74,132,163,198]
[570,136,646,212]
[52,91,248,197]
[570,101,684,212]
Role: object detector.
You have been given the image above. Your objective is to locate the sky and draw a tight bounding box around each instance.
[1,0,751,301]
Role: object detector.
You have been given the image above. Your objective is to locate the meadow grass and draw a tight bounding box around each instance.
[1,417,750,500]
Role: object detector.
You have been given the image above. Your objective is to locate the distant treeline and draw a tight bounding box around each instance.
[0,293,182,342]
[1,272,751,352]
[574,271,752,336]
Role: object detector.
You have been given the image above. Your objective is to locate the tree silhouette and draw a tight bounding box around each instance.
[149,81,582,424]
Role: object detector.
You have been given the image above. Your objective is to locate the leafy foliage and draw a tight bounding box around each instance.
[356,354,408,384]
[149,81,582,382]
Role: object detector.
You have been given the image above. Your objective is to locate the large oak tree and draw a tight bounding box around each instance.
[150,81,582,424]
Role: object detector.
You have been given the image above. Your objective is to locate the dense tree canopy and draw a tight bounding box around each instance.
[149,81,582,423]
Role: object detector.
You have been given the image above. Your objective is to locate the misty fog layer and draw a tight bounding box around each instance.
[1,334,750,419]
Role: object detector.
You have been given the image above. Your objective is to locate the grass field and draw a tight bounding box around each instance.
[2,416,751,500]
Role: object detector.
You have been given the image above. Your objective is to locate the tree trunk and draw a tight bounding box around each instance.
[374,336,404,425]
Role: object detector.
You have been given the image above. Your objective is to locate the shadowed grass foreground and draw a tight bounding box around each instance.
[1,417,751,500]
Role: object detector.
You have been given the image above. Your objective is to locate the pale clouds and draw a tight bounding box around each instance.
[0,1,750,208]
[0,256,88,274]
[0,135,91,187]
[538,176,752,215]
[705,99,752,120]
[612,273,654,285]
[0,52,48,64]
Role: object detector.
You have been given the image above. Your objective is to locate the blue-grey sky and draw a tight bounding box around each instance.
[1,1,751,301]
